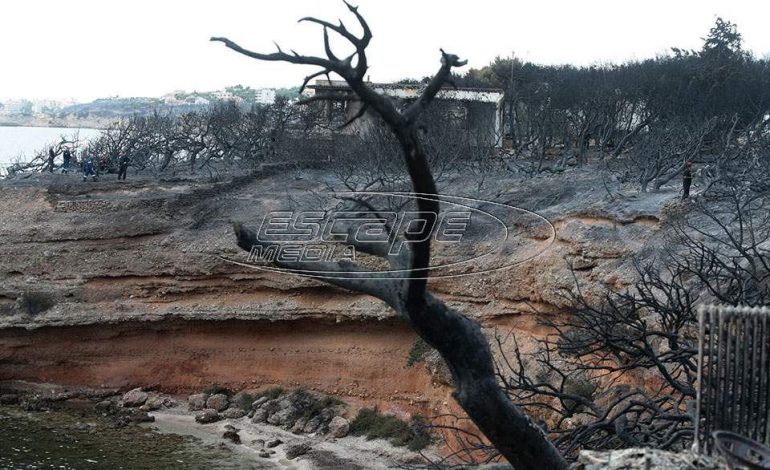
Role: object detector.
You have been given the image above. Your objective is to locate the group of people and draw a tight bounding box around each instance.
[44,145,696,197]
[47,147,131,182]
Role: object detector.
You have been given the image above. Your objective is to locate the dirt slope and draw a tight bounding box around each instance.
[0,168,678,415]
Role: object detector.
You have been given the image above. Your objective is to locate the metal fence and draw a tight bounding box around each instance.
[696,304,770,453]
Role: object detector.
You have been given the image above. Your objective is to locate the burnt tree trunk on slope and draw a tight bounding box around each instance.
[213,3,567,469]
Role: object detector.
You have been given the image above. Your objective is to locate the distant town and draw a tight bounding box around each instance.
[0,85,299,129]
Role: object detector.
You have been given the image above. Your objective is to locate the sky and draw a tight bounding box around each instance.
[2,0,770,102]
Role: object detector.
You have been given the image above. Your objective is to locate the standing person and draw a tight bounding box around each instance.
[62,148,71,174]
[682,160,693,200]
[82,155,97,182]
[117,154,130,180]
[48,147,55,173]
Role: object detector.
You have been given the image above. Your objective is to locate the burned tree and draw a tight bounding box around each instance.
[628,119,713,192]
[211,3,567,469]
[497,260,699,457]
[497,177,770,458]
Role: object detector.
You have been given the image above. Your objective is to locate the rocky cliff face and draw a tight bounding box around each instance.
[0,169,677,415]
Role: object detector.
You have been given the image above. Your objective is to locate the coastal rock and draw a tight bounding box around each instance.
[188,393,208,411]
[424,350,453,387]
[251,396,269,409]
[128,410,155,423]
[266,438,283,448]
[261,399,281,415]
[121,388,148,407]
[251,408,269,423]
[221,407,247,419]
[95,399,114,410]
[223,429,241,444]
[285,442,312,460]
[206,393,229,412]
[252,438,265,448]
[195,408,221,424]
[267,404,302,427]
[303,415,323,434]
[290,417,308,434]
[140,395,165,411]
[328,416,350,438]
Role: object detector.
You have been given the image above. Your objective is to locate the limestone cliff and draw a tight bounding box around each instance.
[0,169,677,414]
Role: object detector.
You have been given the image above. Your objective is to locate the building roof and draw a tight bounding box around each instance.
[307,80,504,104]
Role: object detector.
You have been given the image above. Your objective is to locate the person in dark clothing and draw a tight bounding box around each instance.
[62,149,71,174]
[48,147,55,173]
[82,156,97,182]
[118,155,130,180]
[682,160,693,200]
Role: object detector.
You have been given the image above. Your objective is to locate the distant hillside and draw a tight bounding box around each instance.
[0,85,300,129]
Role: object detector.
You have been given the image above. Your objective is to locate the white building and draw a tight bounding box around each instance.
[305,80,505,147]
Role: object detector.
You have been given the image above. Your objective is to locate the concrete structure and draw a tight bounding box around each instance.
[305,80,505,147]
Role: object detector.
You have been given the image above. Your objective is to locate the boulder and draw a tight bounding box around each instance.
[187,393,208,411]
[206,393,229,412]
[291,417,308,434]
[285,442,312,460]
[140,395,165,412]
[195,408,221,424]
[267,404,302,428]
[223,429,241,444]
[328,416,350,438]
[221,407,247,419]
[95,399,114,410]
[303,415,323,434]
[261,399,281,415]
[251,408,269,423]
[424,350,454,387]
[128,410,155,423]
[121,388,148,407]
[266,438,283,448]
[251,396,269,409]
[252,438,266,448]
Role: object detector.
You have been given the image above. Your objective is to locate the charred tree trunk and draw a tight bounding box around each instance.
[213,3,567,469]
[612,117,652,159]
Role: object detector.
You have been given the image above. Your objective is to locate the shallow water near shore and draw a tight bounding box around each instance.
[0,126,101,166]
[0,404,272,469]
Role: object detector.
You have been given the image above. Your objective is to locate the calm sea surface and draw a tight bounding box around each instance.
[0,126,101,169]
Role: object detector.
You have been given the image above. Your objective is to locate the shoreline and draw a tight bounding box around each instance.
[0,123,107,130]
[0,380,432,469]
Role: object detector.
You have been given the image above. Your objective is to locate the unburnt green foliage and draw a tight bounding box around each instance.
[349,408,431,451]
[202,385,232,396]
[254,387,284,400]
[406,337,433,367]
[232,392,255,411]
